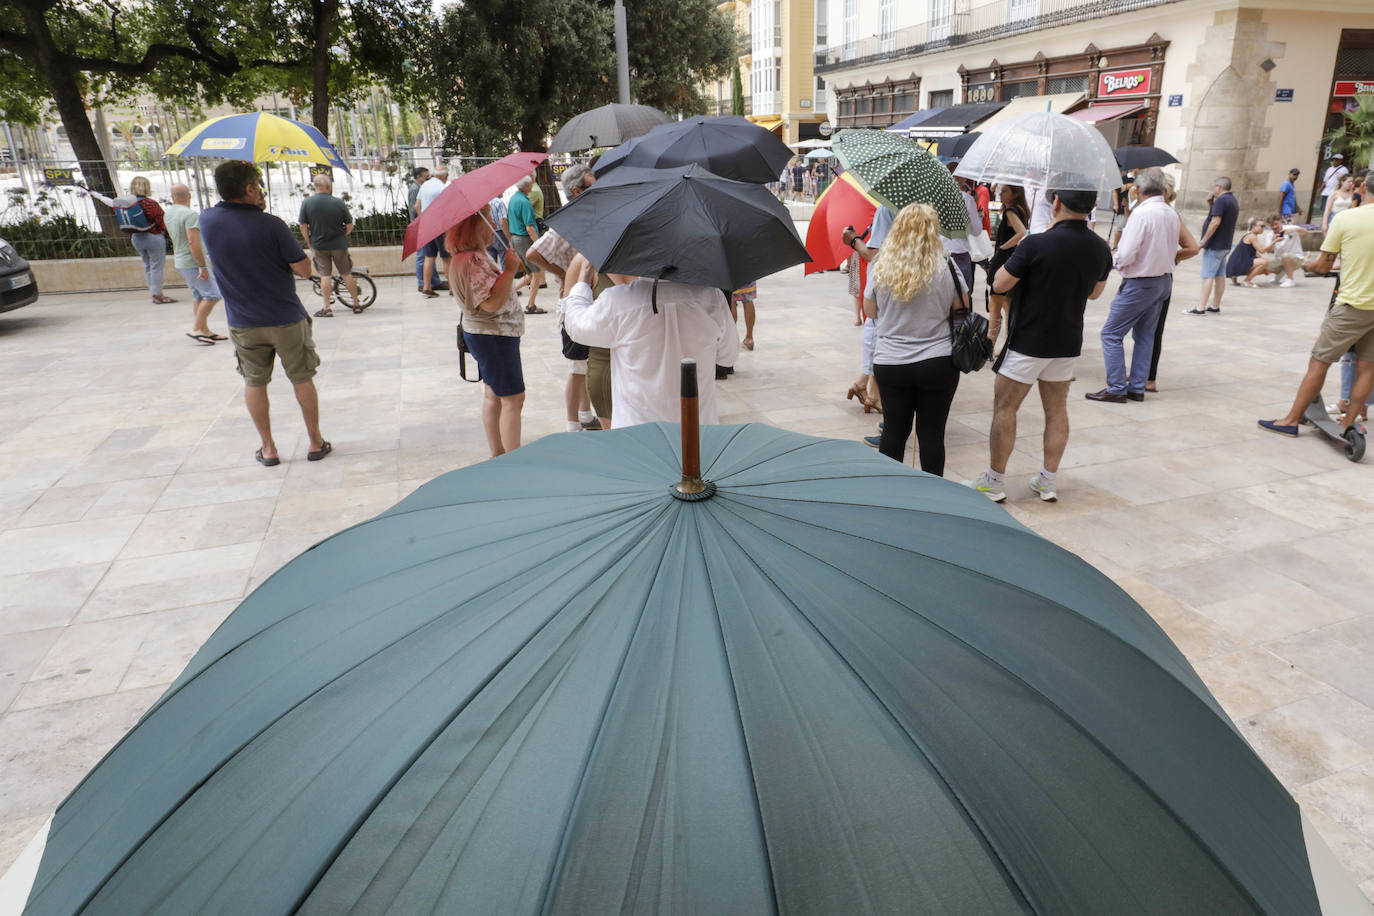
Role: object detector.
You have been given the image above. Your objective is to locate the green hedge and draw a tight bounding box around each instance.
[351,206,409,246]
[0,215,128,259]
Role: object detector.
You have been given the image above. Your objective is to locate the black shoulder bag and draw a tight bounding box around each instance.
[947,259,993,373]
[456,324,482,383]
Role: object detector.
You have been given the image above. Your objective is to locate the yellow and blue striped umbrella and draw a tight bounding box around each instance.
[164,112,349,174]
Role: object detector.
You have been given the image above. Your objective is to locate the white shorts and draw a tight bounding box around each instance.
[568,359,588,375]
[997,349,1076,384]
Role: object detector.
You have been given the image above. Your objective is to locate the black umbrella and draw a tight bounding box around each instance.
[548,103,672,153]
[18,420,1350,913]
[1113,145,1179,169]
[593,115,793,184]
[544,163,809,292]
[936,131,982,159]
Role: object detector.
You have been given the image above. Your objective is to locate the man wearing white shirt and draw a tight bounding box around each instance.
[1027,186,1055,234]
[1086,168,1196,403]
[1321,154,1349,216]
[562,254,738,428]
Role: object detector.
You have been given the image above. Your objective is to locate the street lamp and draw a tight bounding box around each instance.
[615,0,631,104]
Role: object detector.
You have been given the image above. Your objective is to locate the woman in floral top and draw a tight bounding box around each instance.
[446,206,525,456]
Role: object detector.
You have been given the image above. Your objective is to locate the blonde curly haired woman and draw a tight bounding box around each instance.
[864,203,968,473]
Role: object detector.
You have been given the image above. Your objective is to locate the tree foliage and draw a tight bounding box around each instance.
[1325,94,1374,171]
[426,0,736,157]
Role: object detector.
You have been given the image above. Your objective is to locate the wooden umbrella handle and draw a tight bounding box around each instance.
[673,359,714,499]
[681,359,700,482]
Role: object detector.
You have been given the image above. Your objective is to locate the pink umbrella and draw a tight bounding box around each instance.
[401,151,549,260]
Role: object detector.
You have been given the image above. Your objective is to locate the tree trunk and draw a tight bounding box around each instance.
[311,0,339,138]
[15,0,120,234]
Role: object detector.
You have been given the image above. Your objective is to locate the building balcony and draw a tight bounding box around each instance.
[816,0,1177,73]
[752,91,780,116]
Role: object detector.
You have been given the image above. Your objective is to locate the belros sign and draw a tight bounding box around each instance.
[1097,68,1152,98]
[1333,80,1374,97]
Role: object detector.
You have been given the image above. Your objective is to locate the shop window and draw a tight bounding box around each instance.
[895,92,917,112]
[1335,47,1374,76]
[1002,80,1039,100]
[1048,74,1088,94]
[874,95,892,114]
[856,98,873,115]
[929,89,953,108]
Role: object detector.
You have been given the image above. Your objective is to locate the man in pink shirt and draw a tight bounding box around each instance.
[1087,168,1196,403]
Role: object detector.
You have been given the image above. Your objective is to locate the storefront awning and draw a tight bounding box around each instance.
[906,102,1008,138]
[885,108,947,134]
[1069,102,1148,123]
[972,93,1086,134]
[750,118,783,134]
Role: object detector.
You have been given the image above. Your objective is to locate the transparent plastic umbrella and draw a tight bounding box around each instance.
[954,111,1122,193]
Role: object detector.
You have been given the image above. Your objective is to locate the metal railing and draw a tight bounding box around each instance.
[0,155,505,259]
[815,0,1180,73]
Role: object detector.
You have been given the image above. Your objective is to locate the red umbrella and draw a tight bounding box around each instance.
[804,171,878,276]
[401,151,549,260]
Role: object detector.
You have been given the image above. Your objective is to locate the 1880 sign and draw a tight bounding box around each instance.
[966,83,995,104]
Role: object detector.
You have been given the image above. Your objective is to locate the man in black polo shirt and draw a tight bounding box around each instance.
[964,188,1112,503]
[200,160,331,467]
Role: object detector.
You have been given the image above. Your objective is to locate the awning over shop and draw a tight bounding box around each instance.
[906,102,1008,138]
[1069,102,1148,123]
[750,118,784,134]
[972,93,1086,134]
[885,108,947,134]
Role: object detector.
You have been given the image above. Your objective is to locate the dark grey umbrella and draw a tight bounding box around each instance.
[19,422,1336,914]
[548,103,672,153]
[936,131,982,159]
[1114,145,1180,169]
[544,163,809,292]
[593,115,793,184]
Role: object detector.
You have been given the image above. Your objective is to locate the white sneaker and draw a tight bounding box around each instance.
[963,472,1006,502]
[1279,277,1295,288]
[1028,475,1058,502]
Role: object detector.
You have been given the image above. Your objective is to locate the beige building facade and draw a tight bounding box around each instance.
[815,0,1374,216]
[711,0,830,145]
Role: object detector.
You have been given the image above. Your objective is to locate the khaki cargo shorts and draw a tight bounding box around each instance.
[230,318,321,387]
[1312,302,1374,364]
[311,248,352,277]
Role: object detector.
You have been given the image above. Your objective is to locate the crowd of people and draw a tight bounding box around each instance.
[90,147,1371,497]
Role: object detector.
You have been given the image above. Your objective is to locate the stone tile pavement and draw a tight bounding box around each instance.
[1,243,1373,900]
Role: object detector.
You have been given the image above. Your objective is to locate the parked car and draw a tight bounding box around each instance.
[0,237,38,313]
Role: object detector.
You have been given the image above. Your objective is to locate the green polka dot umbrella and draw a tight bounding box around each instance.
[832,129,970,239]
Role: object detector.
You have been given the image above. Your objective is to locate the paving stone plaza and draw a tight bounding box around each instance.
[1,242,1373,901]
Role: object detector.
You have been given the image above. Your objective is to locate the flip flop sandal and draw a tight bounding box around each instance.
[314,308,334,317]
[186,332,214,345]
[525,305,547,314]
[255,448,281,467]
[351,304,365,314]
[307,441,332,462]
[153,295,178,303]
[419,289,439,298]
[208,333,228,340]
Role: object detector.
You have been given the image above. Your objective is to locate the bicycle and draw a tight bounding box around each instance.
[309,266,377,312]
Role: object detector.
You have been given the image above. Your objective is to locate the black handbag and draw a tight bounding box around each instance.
[561,323,590,361]
[947,259,993,374]
[456,324,482,383]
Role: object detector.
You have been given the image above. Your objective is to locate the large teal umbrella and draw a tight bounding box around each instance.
[832,127,970,238]
[20,424,1342,913]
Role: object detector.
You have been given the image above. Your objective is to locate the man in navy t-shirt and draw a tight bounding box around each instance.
[199,160,331,467]
[1196,176,1239,315]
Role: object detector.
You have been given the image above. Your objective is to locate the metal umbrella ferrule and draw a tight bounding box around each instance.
[672,358,716,501]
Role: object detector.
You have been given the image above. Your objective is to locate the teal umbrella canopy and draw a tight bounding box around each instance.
[24,425,1322,914]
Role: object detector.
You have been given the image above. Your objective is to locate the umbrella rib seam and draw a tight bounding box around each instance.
[709,497,1273,912]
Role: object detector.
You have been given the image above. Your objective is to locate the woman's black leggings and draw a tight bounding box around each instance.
[1148,294,1172,382]
[873,356,959,474]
